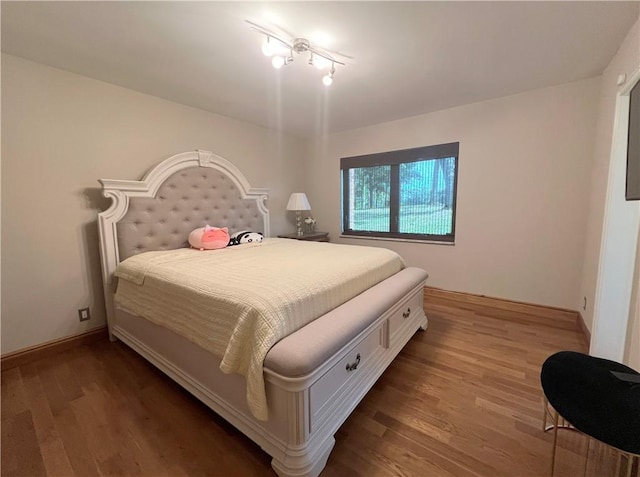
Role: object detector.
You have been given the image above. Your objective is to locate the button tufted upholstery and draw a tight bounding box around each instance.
[117,166,264,260]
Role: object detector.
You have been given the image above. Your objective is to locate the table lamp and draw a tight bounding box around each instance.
[286,193,311,236]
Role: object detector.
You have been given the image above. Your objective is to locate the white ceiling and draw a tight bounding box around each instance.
[2,1,638,137]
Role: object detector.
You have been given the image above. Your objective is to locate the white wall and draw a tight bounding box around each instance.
[1,54,307,355]
[305,78,600,310]
[579,16,640,367]
[580,19,640,336]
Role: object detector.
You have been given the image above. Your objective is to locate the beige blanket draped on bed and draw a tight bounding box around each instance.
[114,238,404,420]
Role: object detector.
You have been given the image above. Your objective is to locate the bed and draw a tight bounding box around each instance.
[98,150,429,477]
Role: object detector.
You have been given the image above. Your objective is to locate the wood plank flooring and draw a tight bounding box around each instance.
[2,293,626,476]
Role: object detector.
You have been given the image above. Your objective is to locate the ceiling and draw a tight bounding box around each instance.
[2,1,638,137]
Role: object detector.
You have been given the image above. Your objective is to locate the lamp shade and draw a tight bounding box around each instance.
[286,193,311,211]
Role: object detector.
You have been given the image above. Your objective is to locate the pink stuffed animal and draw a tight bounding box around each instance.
[188,225,230,251]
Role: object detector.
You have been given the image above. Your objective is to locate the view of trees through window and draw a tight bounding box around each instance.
[341,143,458,242]
[347,165,390,232]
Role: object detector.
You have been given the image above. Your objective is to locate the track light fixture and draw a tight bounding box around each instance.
[247,20,346,86]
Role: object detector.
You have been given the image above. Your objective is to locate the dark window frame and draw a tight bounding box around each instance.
[626,79,640,200]
[340,142,459,243]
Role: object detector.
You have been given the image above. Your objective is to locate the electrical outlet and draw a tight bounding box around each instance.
[78,308,90,322]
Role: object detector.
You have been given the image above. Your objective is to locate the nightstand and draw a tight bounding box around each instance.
[277,232,330,242]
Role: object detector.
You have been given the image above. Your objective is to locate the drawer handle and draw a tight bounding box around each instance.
[402,308,411,319]
[346,353,361,372]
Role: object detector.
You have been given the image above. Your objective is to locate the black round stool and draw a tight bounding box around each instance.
[541,351,640,476]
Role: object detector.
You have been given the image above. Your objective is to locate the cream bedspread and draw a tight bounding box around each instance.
[114,238,404,420]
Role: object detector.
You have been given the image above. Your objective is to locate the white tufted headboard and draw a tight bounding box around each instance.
[97,150,269,337]
[115,166,266,260]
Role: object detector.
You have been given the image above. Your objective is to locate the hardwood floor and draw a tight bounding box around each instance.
[2,293,624,477]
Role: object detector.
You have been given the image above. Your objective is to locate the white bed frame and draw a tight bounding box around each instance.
[98,150,428,477]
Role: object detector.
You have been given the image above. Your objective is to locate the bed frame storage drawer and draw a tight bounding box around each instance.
[309,323,385,427]
[387,287,425,345]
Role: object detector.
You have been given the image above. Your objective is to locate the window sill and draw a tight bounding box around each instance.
[339,234,455,245]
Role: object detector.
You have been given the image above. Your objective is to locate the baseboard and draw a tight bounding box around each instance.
[577,312,592,347]
[1,290,590,371]
[424,286,580,325]
[1,326,108,371]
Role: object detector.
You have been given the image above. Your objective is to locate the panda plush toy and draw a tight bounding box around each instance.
[228,230,264,246]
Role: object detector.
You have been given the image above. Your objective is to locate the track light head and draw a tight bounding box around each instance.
[322,65,335,86]
[272,56,285,69]
[272,54,294,69]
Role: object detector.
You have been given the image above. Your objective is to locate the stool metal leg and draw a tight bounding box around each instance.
[541,396,639,477]
[551,409,559,476]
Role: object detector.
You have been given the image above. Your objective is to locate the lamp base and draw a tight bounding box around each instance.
[296,211,303,236]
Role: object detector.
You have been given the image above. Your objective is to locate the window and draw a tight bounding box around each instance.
[341,142,459,243]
